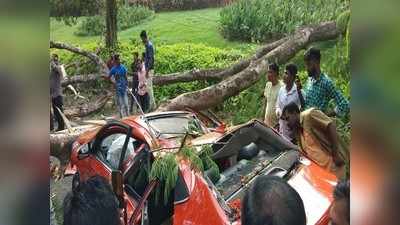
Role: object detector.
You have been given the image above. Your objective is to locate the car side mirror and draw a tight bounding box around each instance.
[111,170,124,208]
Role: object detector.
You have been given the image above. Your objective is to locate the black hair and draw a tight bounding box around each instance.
[282,102,300,116]
[142,52,146,59]
[63,175,120,225]
[333,179,350,223]
[285,64,298,77]
[304,47,321,62]
[268,63,279,73]
[113,54,120,62]
[140,30,147,39]
[241,176,306,225]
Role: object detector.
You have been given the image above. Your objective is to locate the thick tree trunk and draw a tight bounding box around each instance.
[105,0,118,48]
[64,92,113,118]
[157,21,344,111]
[50,125,99,161]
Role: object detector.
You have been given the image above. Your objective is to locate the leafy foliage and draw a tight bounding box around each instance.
[179,146,204,172]
[149,153,178,204]
[75,5,154,36]
[219,0,349,42]
[50,0,103,20]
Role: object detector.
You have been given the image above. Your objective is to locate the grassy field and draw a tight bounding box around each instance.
[50,8,258,51]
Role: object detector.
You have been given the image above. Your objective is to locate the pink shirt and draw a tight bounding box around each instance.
[137,63,148,96]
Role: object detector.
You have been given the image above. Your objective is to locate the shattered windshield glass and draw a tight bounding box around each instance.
[148,116,204,138]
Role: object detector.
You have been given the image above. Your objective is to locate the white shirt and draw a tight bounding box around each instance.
[275,83,304,140]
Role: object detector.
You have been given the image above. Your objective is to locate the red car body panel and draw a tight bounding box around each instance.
[288,159,337,225]
[68,112,338,225]
[174,175,230,225]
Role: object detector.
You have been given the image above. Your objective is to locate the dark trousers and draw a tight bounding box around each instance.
[138,93,150,113]
[130,90,139,114]
[52,96,65,131]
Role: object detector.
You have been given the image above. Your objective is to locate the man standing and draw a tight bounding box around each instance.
[281,102,346,177]
[50,54,65,131]
[302,47,349,116]
[108,54,129,118]
[263,63,283,128]
[140,30,155,110]
[275,64,305,141]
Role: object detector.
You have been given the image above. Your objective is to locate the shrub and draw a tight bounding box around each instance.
[219,0,349,42]
[75,5,154,36]
[75,16,105,36]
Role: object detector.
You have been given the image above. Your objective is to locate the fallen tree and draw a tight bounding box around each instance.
[50,125,100,162]
[50,41,109,75]
[64,92,113,118]
[54,35,289,87]
[157,21,345,111]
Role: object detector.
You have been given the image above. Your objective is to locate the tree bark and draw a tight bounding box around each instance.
[157,21,344,111]
[50,125,99,161]
[64,92,113,118]
[105,0,118,48]
[50,41,109,74]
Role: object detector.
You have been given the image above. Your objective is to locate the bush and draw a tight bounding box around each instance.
[219,0,349,42]
[75,5,154,36]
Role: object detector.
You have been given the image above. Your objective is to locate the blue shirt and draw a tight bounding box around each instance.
[304,73,349,116]
[144,41,154,71]
[109,64,128,96]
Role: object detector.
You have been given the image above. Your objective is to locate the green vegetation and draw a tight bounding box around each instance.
[52,7,349,129]
[149,153,178,204]
[219,0,349,42]
[51,8,258,50]
[75,6,155,36]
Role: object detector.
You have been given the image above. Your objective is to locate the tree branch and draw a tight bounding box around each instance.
[157,21,345,111]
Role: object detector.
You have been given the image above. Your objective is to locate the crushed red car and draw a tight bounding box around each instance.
[67,110,338,225]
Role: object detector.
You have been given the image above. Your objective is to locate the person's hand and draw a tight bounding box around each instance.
[295,77,302,90]
[119,209,126,225]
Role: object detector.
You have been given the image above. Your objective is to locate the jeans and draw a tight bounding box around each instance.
[116,92,129,118]
[138,93,150,113]
[51,95,64,131]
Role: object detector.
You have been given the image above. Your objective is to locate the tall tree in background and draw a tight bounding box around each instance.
[105,0,118,48]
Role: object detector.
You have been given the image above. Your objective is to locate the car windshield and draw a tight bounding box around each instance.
[148,116,204,138]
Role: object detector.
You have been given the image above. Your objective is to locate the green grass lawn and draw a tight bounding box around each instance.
[50,8,258,51]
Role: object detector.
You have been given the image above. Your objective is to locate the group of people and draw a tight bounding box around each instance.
[263,47,349,177]
[106,30,156,118]
[49,30,155,132]
[61,175,350,225]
